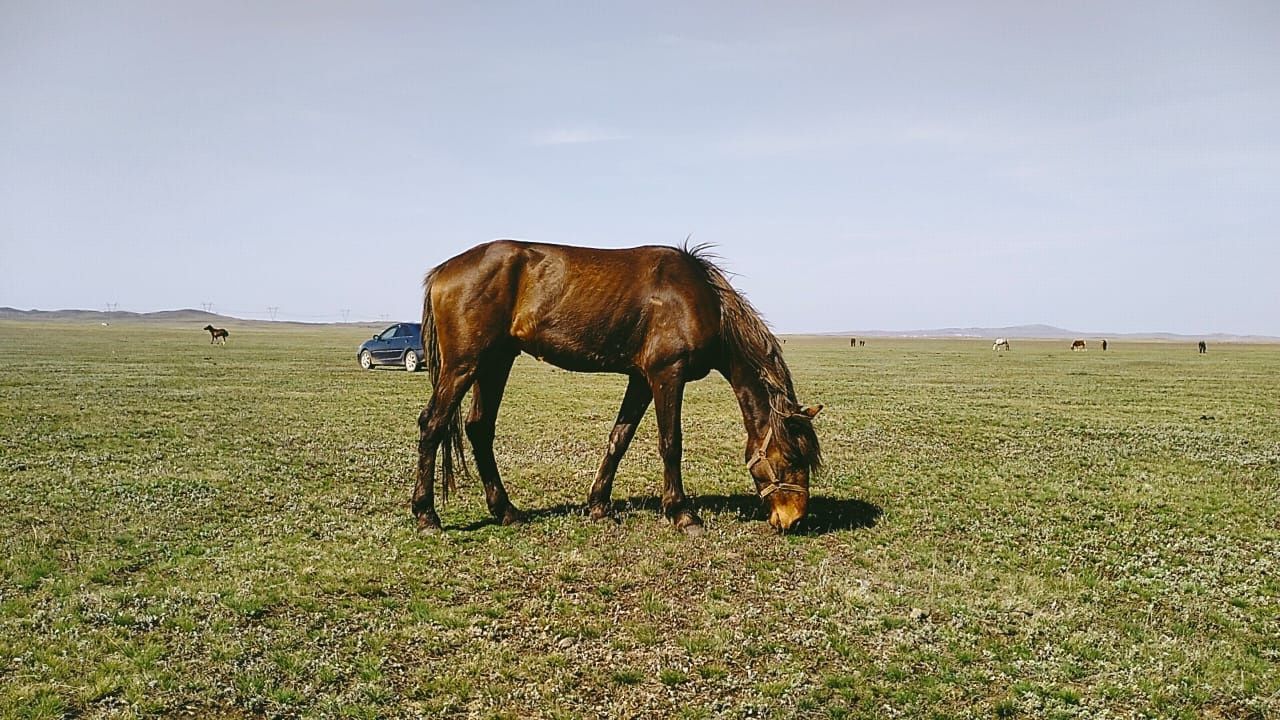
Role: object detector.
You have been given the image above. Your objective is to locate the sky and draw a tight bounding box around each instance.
[2,1,1278,334]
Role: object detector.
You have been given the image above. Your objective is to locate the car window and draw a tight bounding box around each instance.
[379,326,400,340]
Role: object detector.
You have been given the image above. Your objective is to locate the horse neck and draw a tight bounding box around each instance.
[723,356,777,449]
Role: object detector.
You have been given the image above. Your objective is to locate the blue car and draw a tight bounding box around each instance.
[357,322,424,372]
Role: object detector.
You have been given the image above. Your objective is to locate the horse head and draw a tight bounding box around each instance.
[749,403,823,532]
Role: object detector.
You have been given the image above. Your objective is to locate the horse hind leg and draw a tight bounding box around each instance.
[465,352,523,526]
[413,363,477,531]
[588,375,652,521]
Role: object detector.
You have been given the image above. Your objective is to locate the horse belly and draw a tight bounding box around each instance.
[515,333,636,373]
[511,314,640,373]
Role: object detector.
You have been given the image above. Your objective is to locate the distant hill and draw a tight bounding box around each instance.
[0,307,223,323]
[828,324,1280,342]
[0,307,383,328]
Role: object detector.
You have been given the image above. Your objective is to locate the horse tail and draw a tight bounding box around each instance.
[421,267,469,500]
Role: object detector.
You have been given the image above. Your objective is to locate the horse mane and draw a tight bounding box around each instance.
[679,242,822,475]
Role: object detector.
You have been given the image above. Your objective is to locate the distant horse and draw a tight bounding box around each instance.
[993,338,1010,351]
[1199,341,1207,354]
[859,340,865,347]
[1101,339,1108,351]
[1071,339,1087,351]
[850,337,856,347]
[204,325,229,344]
[414,241,823,534]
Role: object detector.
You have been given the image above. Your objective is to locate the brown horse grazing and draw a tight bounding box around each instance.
[203,325,229,344]
[1071,339,1087,351]
[413,240,823,535]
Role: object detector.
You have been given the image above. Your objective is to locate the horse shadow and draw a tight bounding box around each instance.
[455,493,881,535]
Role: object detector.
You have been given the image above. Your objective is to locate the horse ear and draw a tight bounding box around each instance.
[799,404,823,419]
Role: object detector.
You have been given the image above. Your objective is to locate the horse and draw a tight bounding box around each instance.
[413,240,823,535]
[859,340,865,347]
[1071,339,1087,351]
[850,337,856,347]
[992,338,1010,351]
[1199,341,1207,354]
[203,325,229,344]
[1101,339,1108,351]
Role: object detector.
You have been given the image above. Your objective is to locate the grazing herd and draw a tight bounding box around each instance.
[196,323,1212,359]
[177,243,1225,541]
[834,336,1210,354]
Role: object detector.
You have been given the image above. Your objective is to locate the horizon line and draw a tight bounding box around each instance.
[2,306,1277,340]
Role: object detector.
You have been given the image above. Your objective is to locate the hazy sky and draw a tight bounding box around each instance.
[2,2,1278,333]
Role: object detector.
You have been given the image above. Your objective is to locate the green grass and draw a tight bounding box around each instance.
[1,321,1278,718]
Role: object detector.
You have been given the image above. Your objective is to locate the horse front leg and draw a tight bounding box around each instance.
[466,353,523,526]
[588,375,652,521]
[649,367,703,535]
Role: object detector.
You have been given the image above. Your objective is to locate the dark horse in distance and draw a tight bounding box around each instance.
[203,325,229,344]
[413,241,823,534]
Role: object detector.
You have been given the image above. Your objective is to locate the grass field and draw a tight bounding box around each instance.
[1,321,1277,719]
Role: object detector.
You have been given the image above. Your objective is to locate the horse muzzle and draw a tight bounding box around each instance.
[767,495,808,533]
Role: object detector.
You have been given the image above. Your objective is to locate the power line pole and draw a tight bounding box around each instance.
[201,302,214,314]
[105,302,118,313]
[340,308,350,323]
[267,306,279,321]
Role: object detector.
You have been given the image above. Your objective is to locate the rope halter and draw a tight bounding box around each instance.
[746,426,808,498]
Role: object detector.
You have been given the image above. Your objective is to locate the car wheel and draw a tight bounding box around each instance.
[360,350,374,370]
[404,350,420,372]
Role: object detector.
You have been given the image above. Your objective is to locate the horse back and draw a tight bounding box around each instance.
[428,241,720,372]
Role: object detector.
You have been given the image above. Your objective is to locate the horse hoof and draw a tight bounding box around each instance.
[674,512,705,536]
[417,514,442,533]
[679,521,706,537]
[500,508,525,526]
[589,504,614,522]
